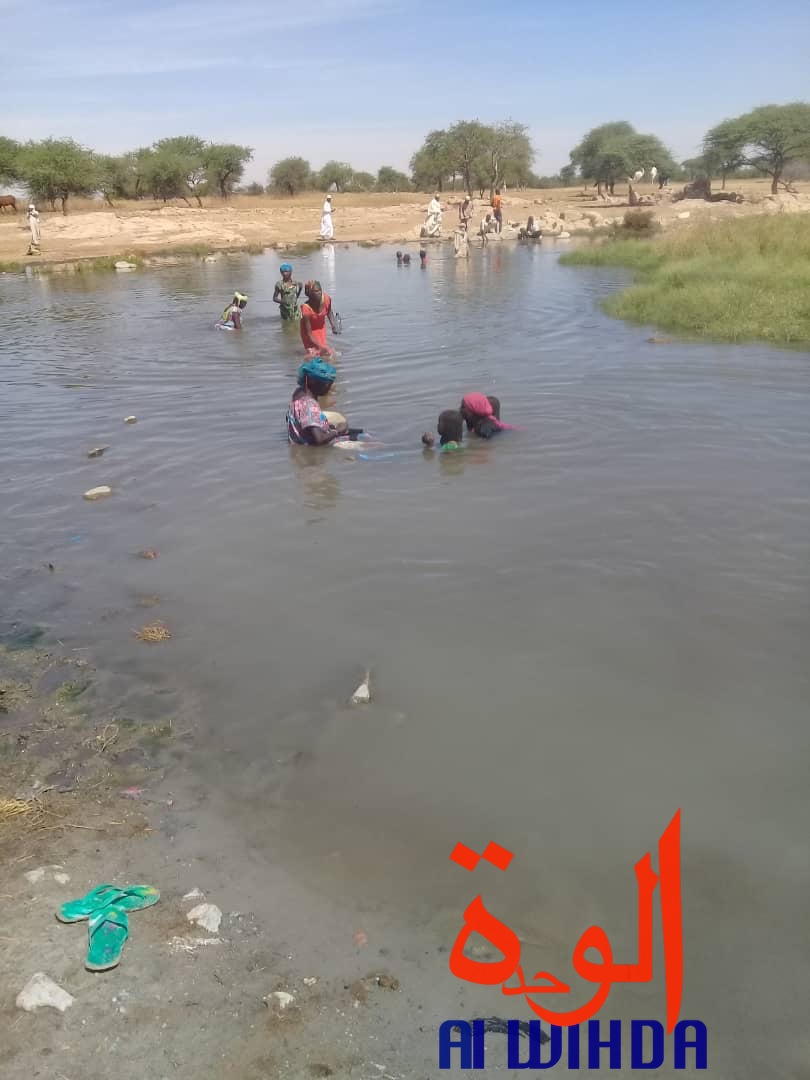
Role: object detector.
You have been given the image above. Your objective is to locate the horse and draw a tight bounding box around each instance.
[0,195,18,213]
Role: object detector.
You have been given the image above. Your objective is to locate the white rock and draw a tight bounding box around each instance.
[677,211,691,219]
[350,670,372,705]
[83,486,112,501]
[53,872,71,885]
[16,973,74,1013]
[115,261,137,271]
[24,864,65,884]
[186,903,222,933]
[558,231,571,240]
[303,977,318,987]
[124,415,137,424]
[265,991,295,1010]
[182,887,205,902]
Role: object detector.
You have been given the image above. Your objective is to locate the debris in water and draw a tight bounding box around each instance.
[303,977,318,987]
[124,415,137,424]
[135,621,171,643]
[87,446,108,458]
[16,973,75,1013]
[352,929,369,948]
[168,936,222,954]
[264,991,295,1011]
[83,486,113,501]
[182,888,205,902]
[186,903,222,933]
[137,549,159,560]
[350,670,372,705]
[120,786,144,800]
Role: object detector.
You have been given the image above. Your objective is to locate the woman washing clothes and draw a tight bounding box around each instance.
[300,280,339,358]
[286,359,348,446]
[459,393,513,438]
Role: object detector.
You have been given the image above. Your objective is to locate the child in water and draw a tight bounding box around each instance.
[460,393,512,438]
[422,410,464,452]
[217,291,247,330]
[419,249,428,268]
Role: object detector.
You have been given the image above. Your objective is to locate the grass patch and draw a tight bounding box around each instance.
[560,215,810,346]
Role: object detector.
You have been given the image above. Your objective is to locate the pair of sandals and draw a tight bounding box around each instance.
[56,884,160,971]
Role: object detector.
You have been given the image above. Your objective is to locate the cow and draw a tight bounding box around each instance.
[0,194,18,213]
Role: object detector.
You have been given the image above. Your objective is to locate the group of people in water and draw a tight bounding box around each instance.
[216,258,513,452]
[217,268,340,358]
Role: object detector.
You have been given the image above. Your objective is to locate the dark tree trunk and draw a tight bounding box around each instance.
[721,173,726,189]
[771,170,780,195]
[61,194,68,215]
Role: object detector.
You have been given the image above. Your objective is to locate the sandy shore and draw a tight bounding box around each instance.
[1,180,807,267]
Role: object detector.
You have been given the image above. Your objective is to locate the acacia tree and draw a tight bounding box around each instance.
[315,160,354,192]
[0,136,20,184]
[482,121,533,197]
[205,143,253,198]
[569,121,676,194]
[18,138,99,213]
[269,156,311,196]
[704,103,810,193]
[445,121,491,194]
[151,136,207,204]
[96,153,139,205]
[377,165,411,192]
[410,130,453,191]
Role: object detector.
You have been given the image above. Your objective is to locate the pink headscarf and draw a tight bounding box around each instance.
[461,393,513,430]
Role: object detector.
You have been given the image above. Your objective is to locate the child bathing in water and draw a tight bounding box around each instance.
[421,409,464,452]
[217,291,247,330]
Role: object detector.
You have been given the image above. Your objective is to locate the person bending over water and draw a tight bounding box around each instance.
[300,280,339,358]
[422,410,464,452]
[287,359,348,446]
[273,263,303,320]
[217,291,247,329]
[460,393,512,438]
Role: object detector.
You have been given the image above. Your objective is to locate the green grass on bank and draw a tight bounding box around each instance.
[560,215,810,347]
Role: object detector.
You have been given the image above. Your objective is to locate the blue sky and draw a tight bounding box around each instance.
[2,0,809,183]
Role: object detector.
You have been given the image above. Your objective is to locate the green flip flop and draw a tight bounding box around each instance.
[57,883,160,923]
[86,903,130,972]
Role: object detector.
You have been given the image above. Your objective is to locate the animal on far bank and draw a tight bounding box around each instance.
[0,194,18,213]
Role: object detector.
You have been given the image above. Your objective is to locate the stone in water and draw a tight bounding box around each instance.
[83,486,112,501]
[350,670,372,705]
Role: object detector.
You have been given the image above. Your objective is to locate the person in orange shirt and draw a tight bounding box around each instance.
[300,280,339,358]
[491,187,503,233]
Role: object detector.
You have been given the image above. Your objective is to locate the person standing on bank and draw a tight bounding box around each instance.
[320,195,334,240]
[491,188,503,234]
[27,204,41,254]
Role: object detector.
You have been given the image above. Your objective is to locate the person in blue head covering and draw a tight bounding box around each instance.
[273,263,303,320]
[286,359,347,445]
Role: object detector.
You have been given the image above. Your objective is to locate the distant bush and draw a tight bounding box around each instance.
[622,209,658,233]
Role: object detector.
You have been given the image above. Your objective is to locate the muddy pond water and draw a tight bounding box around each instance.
[1,242,808,1075]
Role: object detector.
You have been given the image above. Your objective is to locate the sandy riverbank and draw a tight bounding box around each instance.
[1,180,808,268]
[0,637,480,1080]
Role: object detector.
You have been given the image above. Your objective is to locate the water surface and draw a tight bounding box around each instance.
[2,244,808,1075]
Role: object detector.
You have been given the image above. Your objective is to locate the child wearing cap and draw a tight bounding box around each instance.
[273,264,303,320]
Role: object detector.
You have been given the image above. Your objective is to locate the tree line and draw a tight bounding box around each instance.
[0,136,254,212]
[1,104,808,211]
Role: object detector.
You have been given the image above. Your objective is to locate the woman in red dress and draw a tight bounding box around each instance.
[300,280,338,358]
